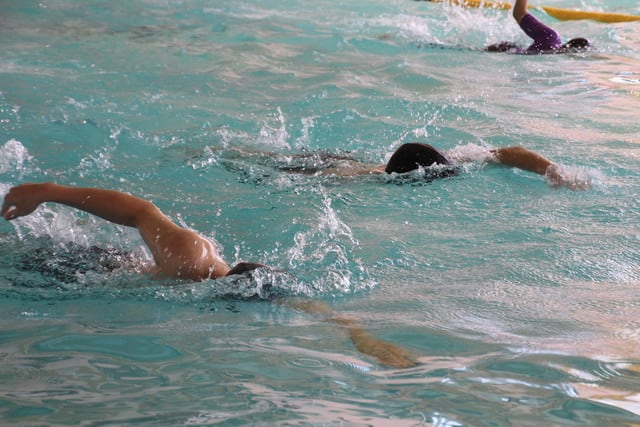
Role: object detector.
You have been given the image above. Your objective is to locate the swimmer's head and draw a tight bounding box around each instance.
[561,37,590,51]
[385,142,451,174]
[226,262,269,276]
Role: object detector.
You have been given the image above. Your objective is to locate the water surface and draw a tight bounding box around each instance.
[1,0,639,425]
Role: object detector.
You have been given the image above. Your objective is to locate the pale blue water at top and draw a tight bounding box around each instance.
[1,0,639,425]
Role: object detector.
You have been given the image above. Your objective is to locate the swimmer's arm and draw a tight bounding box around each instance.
[2,182,148,223]
[287,300,416,369]
[490,146,552,175]
[2,183,230,279]
[345,325,416,369]
[513,0,529,23]
[490,147,586,190]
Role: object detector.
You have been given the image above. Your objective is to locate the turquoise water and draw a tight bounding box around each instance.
[1,0,640,425]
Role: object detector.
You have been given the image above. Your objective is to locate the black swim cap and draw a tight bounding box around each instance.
[226,262,268,276]
[385,142,451,174]
[562,38,590,51]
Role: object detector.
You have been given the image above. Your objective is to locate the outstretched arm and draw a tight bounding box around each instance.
[2,183,231,279]
[287,300,416,369]
[490,146,587,190]
[491,146,552,175]
[3,182,153,225]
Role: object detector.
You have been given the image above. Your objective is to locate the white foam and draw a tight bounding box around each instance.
[447,142,495,164]
[544,163,601,191]
[257,107,290,149]
[0,139,35,175]
[286,191,373,294]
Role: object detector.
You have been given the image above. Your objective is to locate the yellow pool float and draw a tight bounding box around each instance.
[426,0,640,23]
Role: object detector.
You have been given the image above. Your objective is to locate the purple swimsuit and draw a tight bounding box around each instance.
[519,13,562,52]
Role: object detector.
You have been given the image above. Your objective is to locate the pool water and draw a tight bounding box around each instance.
[1,0,639,425]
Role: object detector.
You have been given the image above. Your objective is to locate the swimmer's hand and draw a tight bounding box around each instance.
[545,164,590,191]
[2,183,46,220]
[347,326,416,369]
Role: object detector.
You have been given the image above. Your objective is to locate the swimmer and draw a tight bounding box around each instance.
[1,182,261,281]
[1,182,415,368]
[485,0,590,54]
[306,143,586,190]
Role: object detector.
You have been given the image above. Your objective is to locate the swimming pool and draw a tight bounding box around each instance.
[1,0,639,425]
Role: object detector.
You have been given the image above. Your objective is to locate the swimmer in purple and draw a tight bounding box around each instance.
[486,0,590,54]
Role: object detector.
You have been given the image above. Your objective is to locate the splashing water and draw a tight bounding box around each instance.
[287,190,374,295]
